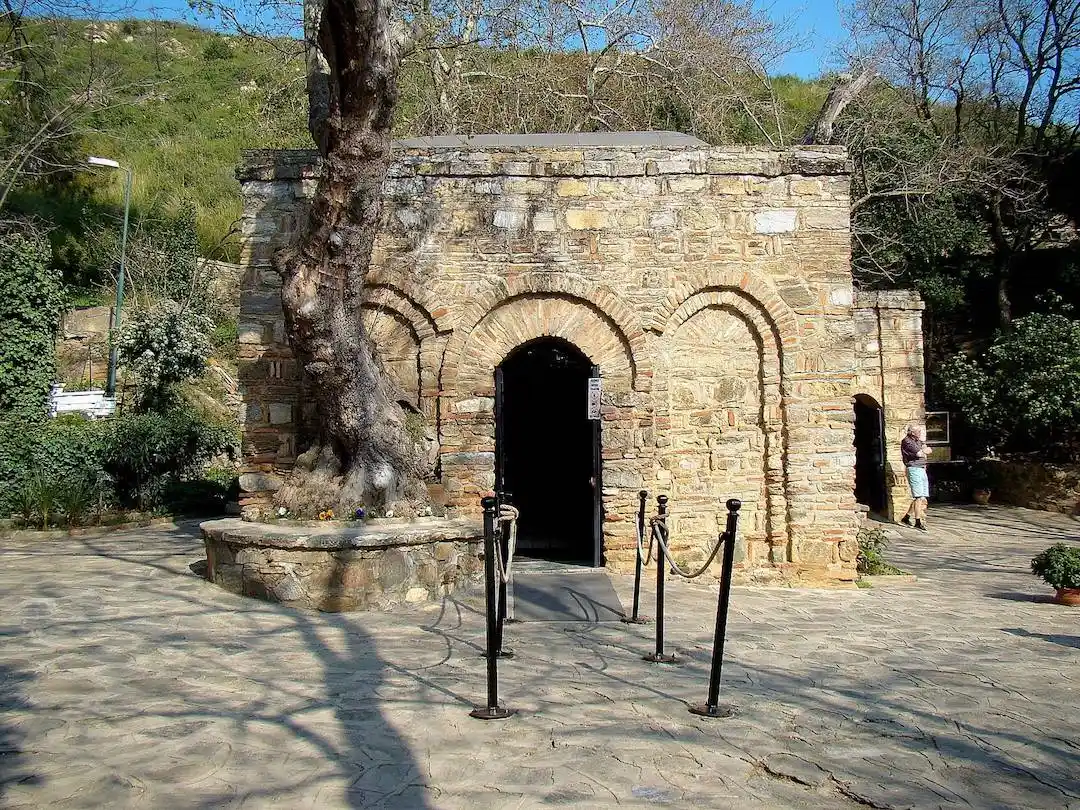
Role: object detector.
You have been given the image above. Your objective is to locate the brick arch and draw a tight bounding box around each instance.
[361,283,441,342]
[665,289,783,383]
[360,284,446,420]
[447,293,636,396]
[443,275,651,392]
[657,290,792,558]
[649,268,799,351]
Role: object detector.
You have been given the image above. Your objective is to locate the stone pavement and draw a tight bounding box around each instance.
[1,504,1078,809]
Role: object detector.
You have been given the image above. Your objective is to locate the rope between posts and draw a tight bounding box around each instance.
[648,515,728,580]
[494,504,519,584]
[636,508,656,567]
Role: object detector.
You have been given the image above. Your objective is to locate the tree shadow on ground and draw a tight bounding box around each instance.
[1002,627,1080,648]
[0,664,41,802]
[0,520,434,808]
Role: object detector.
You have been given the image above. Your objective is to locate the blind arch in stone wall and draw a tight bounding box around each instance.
[660,287,792,563]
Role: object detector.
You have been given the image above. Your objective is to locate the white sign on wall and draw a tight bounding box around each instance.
[587,377,602,420]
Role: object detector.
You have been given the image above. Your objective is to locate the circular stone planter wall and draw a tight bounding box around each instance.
[200,518,484,612]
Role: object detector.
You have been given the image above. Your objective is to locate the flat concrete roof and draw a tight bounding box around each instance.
[394,132,709,150]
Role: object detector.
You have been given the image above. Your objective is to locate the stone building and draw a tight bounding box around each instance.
[236,133,925,584]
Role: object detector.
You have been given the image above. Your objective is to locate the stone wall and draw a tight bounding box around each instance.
[236,136,892,583]
[852,291,926,520]
[989,460,1080,515]
[201,518,484,611]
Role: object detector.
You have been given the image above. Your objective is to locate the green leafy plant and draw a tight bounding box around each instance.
[939,313,1080,458]
[856,527,907,576]
[1030,544,1080,590]
[57,476,98,527]
[202,37,233,61]
[102,409,234,510]
[13,480,38,527]
[0,227,65,418]
[0,407,232,520]
[30,473,58,530]
[969,459,998,490]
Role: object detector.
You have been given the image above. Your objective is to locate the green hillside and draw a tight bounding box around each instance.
[4,18,309,264]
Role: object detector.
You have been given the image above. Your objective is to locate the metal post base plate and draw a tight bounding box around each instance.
[469,706,517,720]
[621,615,652,625]
[481,648,515,659]
[643,652,679,664]
[688,703,735,718]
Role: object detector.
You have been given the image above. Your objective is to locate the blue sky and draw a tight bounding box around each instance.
[762,0,845,77]
[130,0,845,79]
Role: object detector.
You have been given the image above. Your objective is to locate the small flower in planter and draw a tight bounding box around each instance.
[277,506,288,518]
[385,509,395,518]
[354,507,366,520]
[318,509,335,521]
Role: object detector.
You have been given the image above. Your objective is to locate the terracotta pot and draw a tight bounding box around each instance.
[972,488,991,505]
[1054,587,1080,606]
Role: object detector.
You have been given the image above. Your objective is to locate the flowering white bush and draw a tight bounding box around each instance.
[116,300,212,410]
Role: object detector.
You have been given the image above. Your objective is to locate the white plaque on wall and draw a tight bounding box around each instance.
[587,377,602,420]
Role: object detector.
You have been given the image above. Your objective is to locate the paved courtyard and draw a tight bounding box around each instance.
[1,504,1078,809]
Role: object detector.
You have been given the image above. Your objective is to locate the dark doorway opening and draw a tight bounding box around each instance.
[496,338,601,565]
[853,394,888,515]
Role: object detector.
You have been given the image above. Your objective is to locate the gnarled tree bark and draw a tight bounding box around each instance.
[273,0,430,517]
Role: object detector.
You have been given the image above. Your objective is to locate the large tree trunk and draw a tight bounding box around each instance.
[273,0,430,517]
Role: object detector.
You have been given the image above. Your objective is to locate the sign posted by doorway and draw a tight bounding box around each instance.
[587,377,602,420]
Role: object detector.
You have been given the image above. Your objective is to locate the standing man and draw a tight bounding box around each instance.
[900,425,929,531]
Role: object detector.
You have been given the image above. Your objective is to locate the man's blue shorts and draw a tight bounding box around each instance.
[906,466,929,499]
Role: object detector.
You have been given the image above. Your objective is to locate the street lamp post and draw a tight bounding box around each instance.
[88,156,132,398]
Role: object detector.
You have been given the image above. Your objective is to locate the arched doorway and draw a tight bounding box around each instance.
[496,338,601,565]
[853,394,887,514]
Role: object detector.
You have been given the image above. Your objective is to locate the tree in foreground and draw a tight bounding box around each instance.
[273,0,431,517]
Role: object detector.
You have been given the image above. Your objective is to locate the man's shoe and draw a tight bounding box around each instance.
[915,520,927,532]
[900,515,912,526]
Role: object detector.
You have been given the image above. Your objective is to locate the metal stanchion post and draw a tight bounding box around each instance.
[690,499,742,718]
[470,496,516,720]
[623,489,651,624]
[644,495,677,664]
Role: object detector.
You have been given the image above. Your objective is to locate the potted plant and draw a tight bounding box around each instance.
[1030,544,1080,606]
[969,459,995,505]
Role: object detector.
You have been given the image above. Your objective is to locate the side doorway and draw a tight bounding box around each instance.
[495,338,602,566]
[853,394,888,515]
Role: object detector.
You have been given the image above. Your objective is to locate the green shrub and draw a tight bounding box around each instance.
[0,227,65,418]
[102,409,234,510]
[1031,544,1080,590]
[939,313,1080,457]
[0,408,235,520]
[856,527,907,576]
[202,37,234,61]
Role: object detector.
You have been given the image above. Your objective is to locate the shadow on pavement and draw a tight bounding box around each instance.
[0,664,41,802]
[1002,627,1080,648]
[1,520,434,809]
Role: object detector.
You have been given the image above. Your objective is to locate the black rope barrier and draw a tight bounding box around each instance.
[469,496,516,720]
[493,491,514,658]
